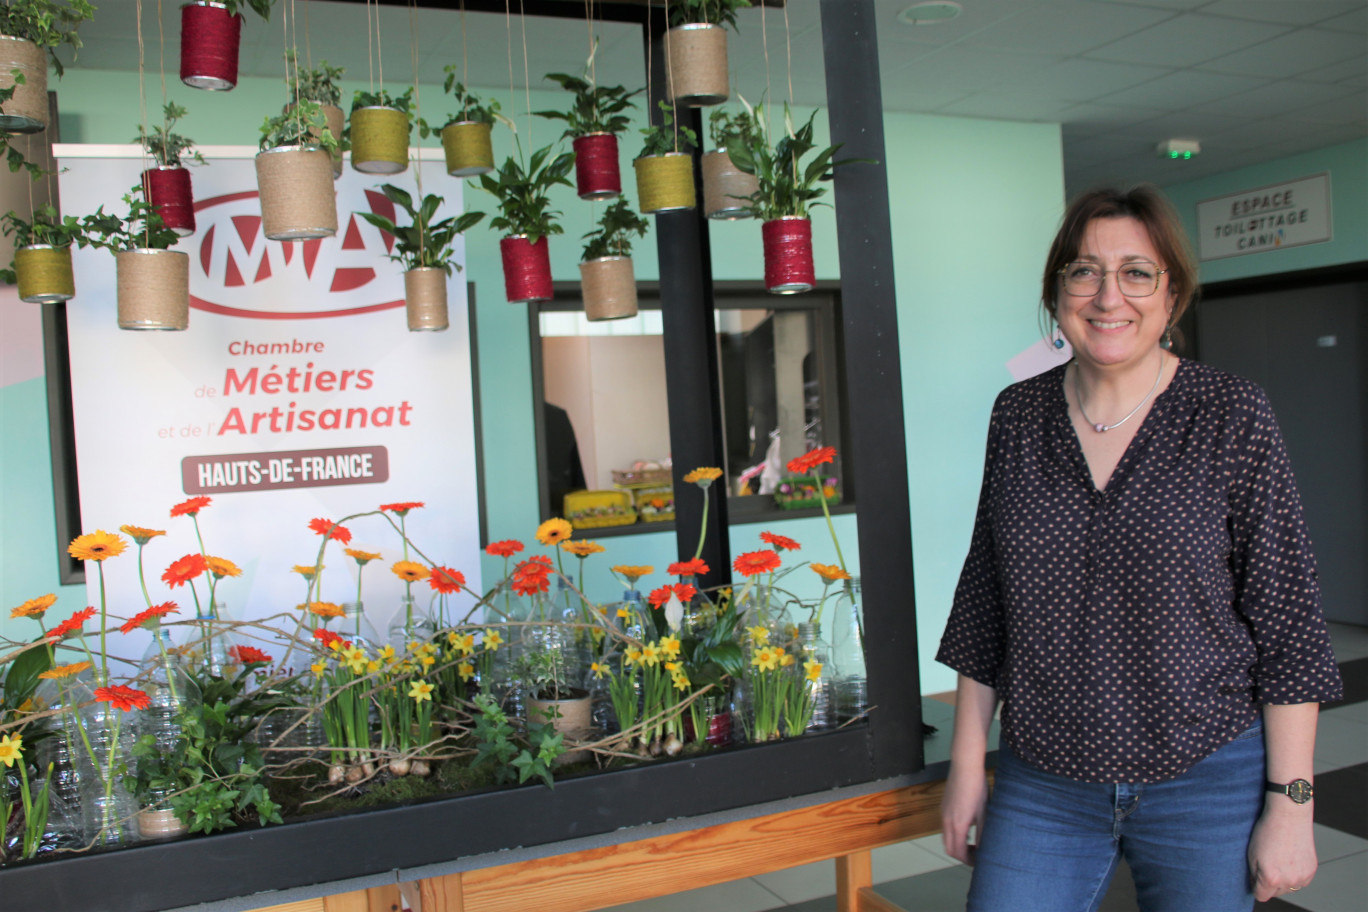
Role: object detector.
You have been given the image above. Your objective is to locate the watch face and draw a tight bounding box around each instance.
[1288,779,1314,804]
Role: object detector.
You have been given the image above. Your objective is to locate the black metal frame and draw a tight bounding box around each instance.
[3,3,923,908]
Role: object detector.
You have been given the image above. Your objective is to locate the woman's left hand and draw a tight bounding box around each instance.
[1247,800,1317,901]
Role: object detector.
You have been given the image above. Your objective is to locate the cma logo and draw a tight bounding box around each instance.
[188,173,464,320]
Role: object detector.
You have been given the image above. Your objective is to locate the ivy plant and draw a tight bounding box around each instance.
[217,0,275,21]
[581,198,648,262]
[478,143,575,243]
[418,67,508,136]
[350,87,415,116]
[133,102,206,169]
[1,75,51,179]
[0,203,91,283]
[81,185,181,252]
[0,0,96,74]
[259,98,339,152]
[637,100,697,159]
[285,50,344,107]
[355,183,485,275]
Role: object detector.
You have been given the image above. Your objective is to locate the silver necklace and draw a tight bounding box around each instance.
[1074,354,1165,433]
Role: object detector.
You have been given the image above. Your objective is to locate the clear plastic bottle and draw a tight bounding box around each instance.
[797,622,834,732]
[73,671,141,848]
[830,577,869,723]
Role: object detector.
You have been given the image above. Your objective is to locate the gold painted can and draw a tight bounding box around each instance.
[15,244,75,303]
[350,106,411,175]
[441,121,495,177]
[634,153,696,213]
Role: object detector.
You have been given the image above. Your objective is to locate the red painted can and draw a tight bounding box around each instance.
[572,133,621,201]
[180,2,241,91]
[143,166,196,236]
[500,235,554,304]
[762,216,816,294]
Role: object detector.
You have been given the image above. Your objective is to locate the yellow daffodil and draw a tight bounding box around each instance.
[616,606,630,619]
[311,661,327,676]
[640,643,661,667]
[367,660,382,675]
[590,661,608,679]
[747,625,770,646]
[483,629,503,651]
[672,672,690,691]
[408,680,435,702]
[780,651,796,668]
[660,636,681,657]
[458,662,475,681]
[379,644,397,665]
[0,733,23,767]
[624,646,642,667]
[804,659,823,682]
[752,647,780,671]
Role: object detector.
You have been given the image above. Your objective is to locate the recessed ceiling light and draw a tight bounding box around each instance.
[898,1,963,25]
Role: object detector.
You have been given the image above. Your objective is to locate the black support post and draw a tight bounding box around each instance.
[820,0,923,775]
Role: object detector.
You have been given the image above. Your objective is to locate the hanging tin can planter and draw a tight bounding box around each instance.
[762,216,816,295]
[142,166,196,236]
[0,35,48,132]
[350,106,410,175]
[404,268,449,332]
[254,145,338,241]
[288,101,346,178]
[500,235,553,305]
[180,1,241,91]
[634,153,695,214]
[702,148,757,220]
[664,23,729,107]
[14,244,75,303]
[579,256,637,322]
[441,121,495,177]
[572,133,621,201]
[117,249,190,331]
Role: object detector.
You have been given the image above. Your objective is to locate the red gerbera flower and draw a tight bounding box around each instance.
[380,501,425,515]
[647,583,697,609]
[119,601,179,634]
[511,572,550,596]
[170,496,213,518]
[786,446,837,476]
[162,553,208,588]
[429,566,466,594]
[313,628,344,650]
[759,531,802,552]
[48,606,96,641]
[485,539,525,558]
[228,645,272,665]
[94,684,151,712]
[733,550,782,577]
[524,554,554,569]
[308,518,353,543]
[667,558,710,577]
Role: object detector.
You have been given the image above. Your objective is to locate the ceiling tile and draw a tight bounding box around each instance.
[892,48,1067,93]
[995,58,1172,102]
[1056,102,1171,129]
[1280,90,1368,126]
[1097,69,1268,108]
[954,0,1175,55]
[1296,55,1368,86]
[1196,1,1367,27]
[1315,6,1368,32]
[1191,78,1358,117]
[1197,28,1368,79]
[937,89,1077,121]
[874,0,1042,48]
[1085,13,1290,67]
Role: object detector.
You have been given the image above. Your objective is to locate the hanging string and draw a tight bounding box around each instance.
[304,0,312,73]
[760,0,772,138]
[284,0,300,140]
[519,0,531,151]
[782,0,794,108]
[665,0,678,153]
[136,0,149,245]
[408,0,423,251]
[367,0,375,94]
[505,0,514,142]
[376,0,386,90]
[645,0,651,140]
[460,0,468,116]
[157,0,167,113]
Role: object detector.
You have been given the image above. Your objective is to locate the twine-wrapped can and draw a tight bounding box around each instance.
[117,249,190,331]
[500,235,553,304]
[634,153,695,213]
[762,216,816,295]
[350,106,410,175]
[180,2,241,91]
[664,23,729,107]
[142,166,196,236]
[579,256,637,321]
[287,101,346,177]
[572,133,621,200]
[702,148,757,220]
[404,267,449,332]
[0,36,47,132]
[441,121,494,177]
[14,245,74,303]
[255,146,338,241]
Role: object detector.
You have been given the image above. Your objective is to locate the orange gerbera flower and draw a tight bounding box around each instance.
[511,570,550,596]
[228,645,272,665]
[486,539,524,558]
[162,553,208,588]
[119,601,179,634]
[391,561,430,582]
[119,525,166,545]
[345,548,382,564]
[522,554,554,570]
[308,601,345,618]
[682,466,723,486]
[68,530,128,562]
[380,501,425,515]
[48,607,96,641]
[561,540,605,557]
[811,563,851,582]
[760,531,802,552]
[170,496,213,518]
[648,583,697,608]
[429,566,466,594]
[39,660,92,680]
[733,550,782,577]
[205,556,241,578]
[94,684,151,712]
[292,564,321,578]
[535,518,573,546]
[11,593,57,619]
[313,628,344,650]
[667,558,710,577]
[308,518,353,543]
[611,565,653,584]
[786,446,837,476]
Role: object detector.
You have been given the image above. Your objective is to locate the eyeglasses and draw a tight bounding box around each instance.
[1059,260,1168,297]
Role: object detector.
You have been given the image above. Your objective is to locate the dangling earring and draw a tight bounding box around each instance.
[1160,324,1173,351]
[1049,316,1066,349]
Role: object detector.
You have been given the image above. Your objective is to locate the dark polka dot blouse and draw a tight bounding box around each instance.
[937,358,1343,784]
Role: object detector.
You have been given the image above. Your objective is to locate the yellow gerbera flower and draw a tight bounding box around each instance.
[68,530,127,562]
[561,540,605,557]
[308,601,344,618]
[39,660,92,680]
[11,593,57,619]
[292,564,321,578]
[408,680,434,703]
[535,517,573,546]
[682,466,723,486]
[391,560,430,582]
[119,524,166,545]
[345,548,382,564]
[0,733,23,768]
[804,659,823,682]
[206,556,242,578]
[611,565,653,583]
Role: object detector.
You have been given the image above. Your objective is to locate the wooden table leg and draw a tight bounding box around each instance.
[835,851,873,912]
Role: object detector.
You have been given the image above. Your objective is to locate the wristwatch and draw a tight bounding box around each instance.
[1266,779,1314,804]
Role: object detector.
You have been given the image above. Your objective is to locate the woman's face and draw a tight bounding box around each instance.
[1056,216,1174,372]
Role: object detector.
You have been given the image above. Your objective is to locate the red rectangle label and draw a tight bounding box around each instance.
[182,446,389,494]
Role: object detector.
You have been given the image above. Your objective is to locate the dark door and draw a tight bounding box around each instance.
[1197,274,1367,625]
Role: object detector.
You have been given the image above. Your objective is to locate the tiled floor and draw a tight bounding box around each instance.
[602,622,1368,912]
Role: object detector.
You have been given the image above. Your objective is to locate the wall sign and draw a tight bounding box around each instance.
[1196,173,1332,261]
[55,146,482,652]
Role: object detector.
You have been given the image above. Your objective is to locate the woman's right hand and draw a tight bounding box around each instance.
[942,756,989,865]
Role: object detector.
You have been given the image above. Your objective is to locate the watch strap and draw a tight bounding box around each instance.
[1265,779,1314,804]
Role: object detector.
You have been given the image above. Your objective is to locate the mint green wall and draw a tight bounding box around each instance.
[4,69,1066,695]
[1164,138,1367,285]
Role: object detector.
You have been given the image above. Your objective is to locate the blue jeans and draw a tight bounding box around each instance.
[966,722,1265,912]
